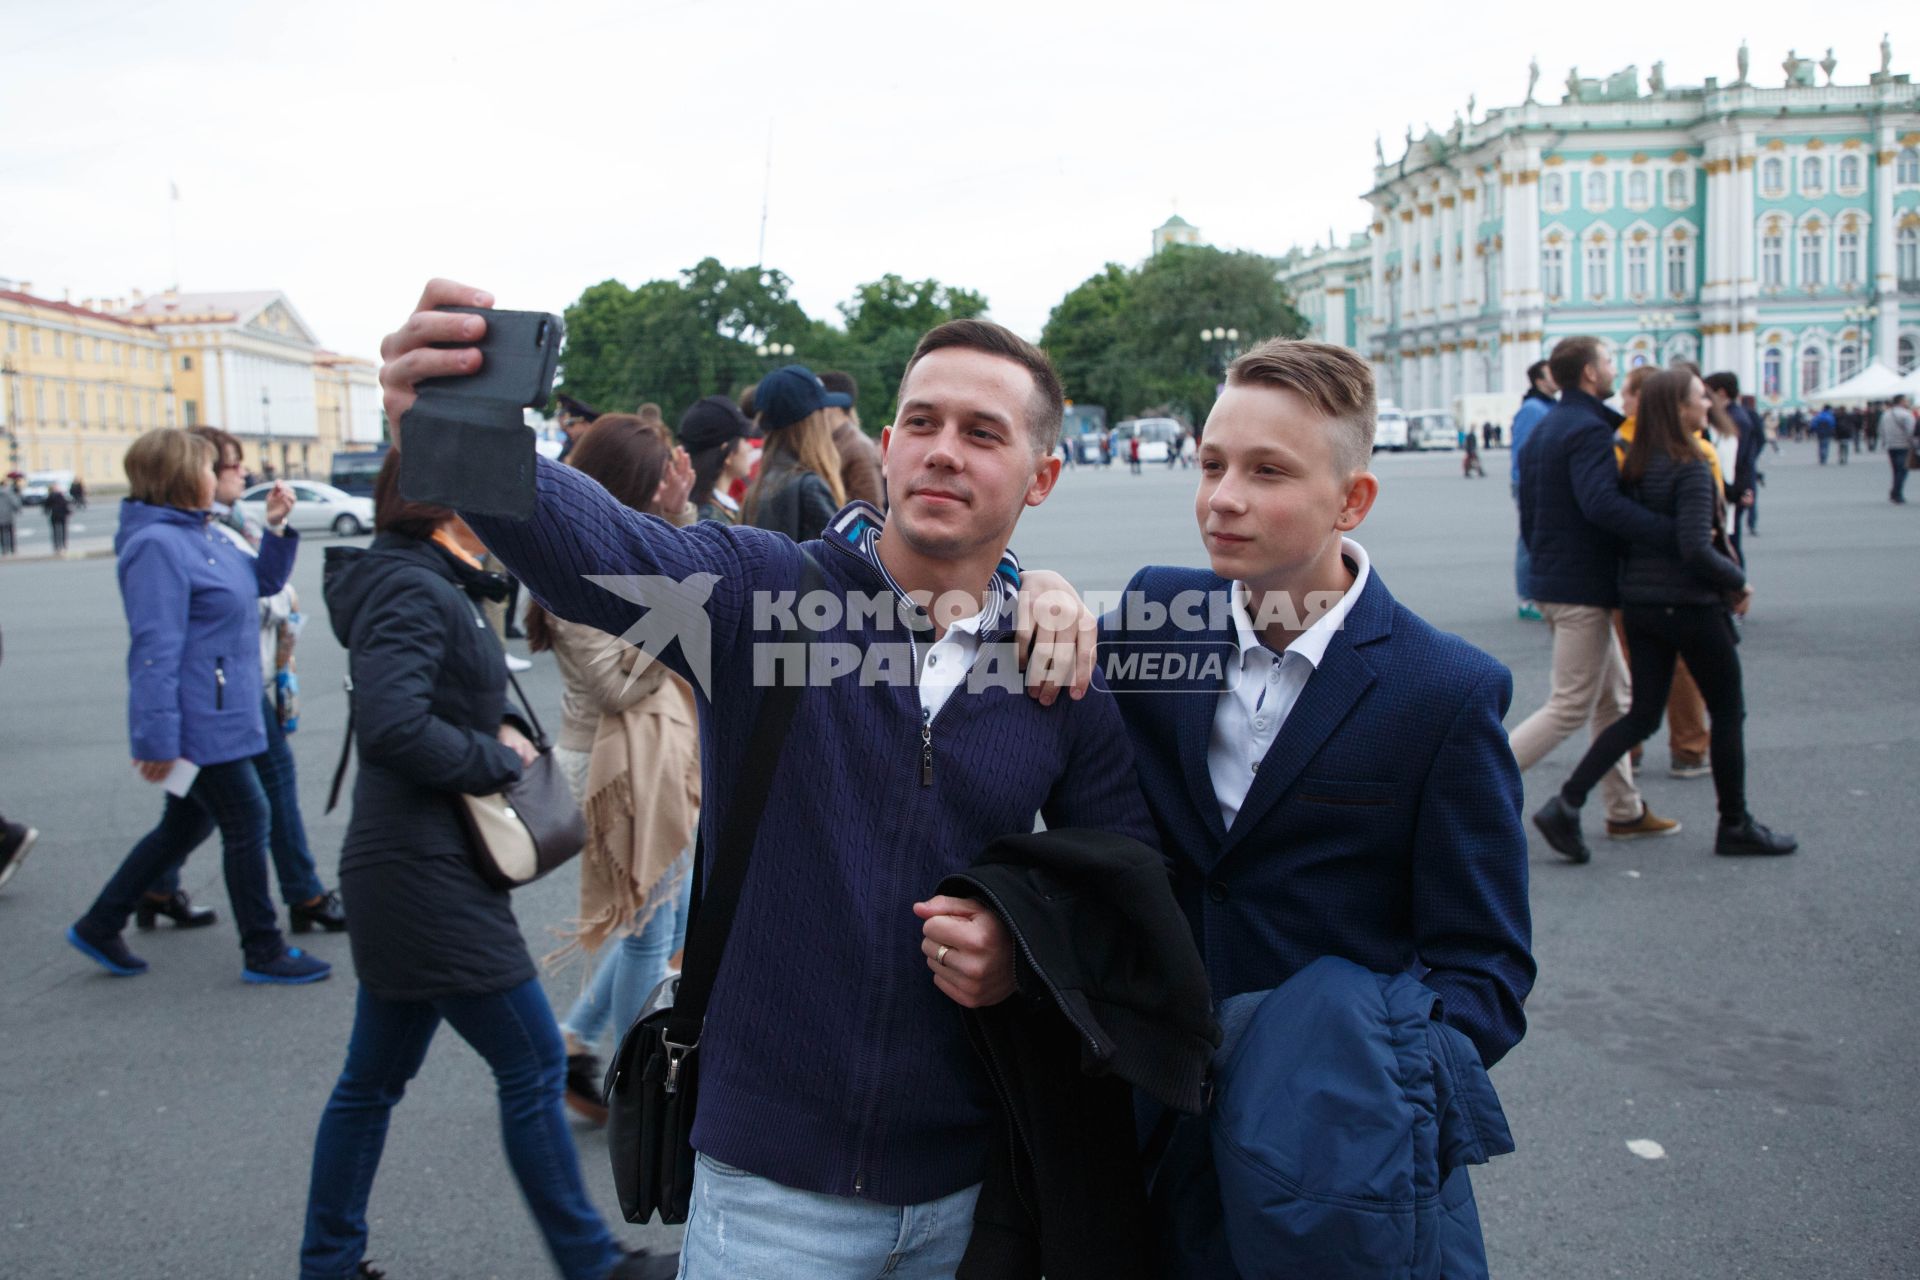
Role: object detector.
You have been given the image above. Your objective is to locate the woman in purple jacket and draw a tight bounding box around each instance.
[67,429,330,985]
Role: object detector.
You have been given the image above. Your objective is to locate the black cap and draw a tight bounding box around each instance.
[754,364,851,433]
[678,395,753,452]
[554,393,598,421]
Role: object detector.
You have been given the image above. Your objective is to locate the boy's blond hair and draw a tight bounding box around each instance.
[1225,339,1377,475]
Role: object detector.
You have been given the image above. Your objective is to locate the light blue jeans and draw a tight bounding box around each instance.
[561,849,693,1051]
[676,1153,981,1280]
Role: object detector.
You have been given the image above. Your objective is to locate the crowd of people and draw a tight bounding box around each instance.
[5,274,1865,1279]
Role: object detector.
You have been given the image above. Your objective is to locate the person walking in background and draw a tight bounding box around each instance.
[1128,432,1142,474]
[44,484,72,554]
[1509,359,1557,621]
[1835,404,1854,464]
[67,428,330,984]
[1511,337,1680,847]
[0,476,22,555]
[819,370,886,510]
[1532,369,1797,863]
[303,452,666,1280]
[520,416,701,1124]
[1811,404,1835,464]
[1705,374,1762,553]
[69,477,87,511]
[1462,426,1485,477]
[678,394,756,524]
[1879,394,1914,504]
[741,363,850,541]
[131,426,347,934]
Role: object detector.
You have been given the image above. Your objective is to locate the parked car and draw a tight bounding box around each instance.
[1373,406,1410,452]
[1407,410,1460,451]
[1112,417,1185,463]
[21,469,75,506]
[237,480,374,537]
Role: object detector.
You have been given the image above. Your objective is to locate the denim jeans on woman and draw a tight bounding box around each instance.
[77,756,285,963]
[562,849,693,1050]
[149,696,328,905]
[300,977,622,1280]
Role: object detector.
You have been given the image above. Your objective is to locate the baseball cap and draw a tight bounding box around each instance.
[678,395,753,452]
[755,364,851,433]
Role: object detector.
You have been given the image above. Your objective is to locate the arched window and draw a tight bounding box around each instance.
[1799,224,1825,287]
[1837,154,1863,190]
[1628,171,1649,206]
[1762,348,1785,399]
[1837,227,1862,287]
[1585,170,1608,208]
[1762,157,1785,194]
[1627,241,1651,297]
[1800,157,1823,195]
[1900,335,1918,374]
[1666,236,1693,297]
[1666,168,1688,206]
[1899,226,1920,283]
[1543,172,1565,208]
[1800,346,1825,396]
[1900,148,1920,184]
[1761,228,1786,287]
[1836,343,1861,382]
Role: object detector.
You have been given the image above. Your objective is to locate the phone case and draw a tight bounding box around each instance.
[400,401,537,520]
[417,307,563,409]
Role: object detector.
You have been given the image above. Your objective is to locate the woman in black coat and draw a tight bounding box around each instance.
[299,455,661,1280]
[1533,369,1796,862]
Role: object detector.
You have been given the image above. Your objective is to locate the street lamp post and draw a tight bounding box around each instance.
[1199,326,1242,380]
[1842,304,1880,365]
[754,342,796,362]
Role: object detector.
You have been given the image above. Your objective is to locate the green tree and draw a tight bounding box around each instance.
[1041,245,1306,425]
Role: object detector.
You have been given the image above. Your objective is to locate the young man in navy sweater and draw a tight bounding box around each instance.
[1021,339,1534,1263]
[379,280,1155,1279]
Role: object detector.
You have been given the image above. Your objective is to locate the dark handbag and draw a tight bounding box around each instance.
[604,552,823,1226]
[457,670,585,891]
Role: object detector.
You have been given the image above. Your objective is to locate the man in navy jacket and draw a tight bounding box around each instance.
[379,282,1155,1279]
[1511,336,1678,853]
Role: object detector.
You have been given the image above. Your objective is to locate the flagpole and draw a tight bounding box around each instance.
[168,180,180,291]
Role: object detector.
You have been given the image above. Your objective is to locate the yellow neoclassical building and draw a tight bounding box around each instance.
[0,281,386,490]
[1,285,173,486]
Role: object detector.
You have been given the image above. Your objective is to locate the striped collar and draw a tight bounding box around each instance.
[824,501,1023,639]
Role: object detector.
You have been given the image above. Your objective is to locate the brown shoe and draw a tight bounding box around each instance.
[1606,806,1682,840]
[564,1052,608,1126]
[1668,754,1710,779]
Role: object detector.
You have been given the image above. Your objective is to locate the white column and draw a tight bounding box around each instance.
[1398,205,1416,322]
[1874,124,1901,362]
[1733,135,1759,388]
[1459,186,1482,312]
[1324,286,1349,350]
[1700,132,1739,374]
[1438,187,1459,323]
[1369,210,1388,342]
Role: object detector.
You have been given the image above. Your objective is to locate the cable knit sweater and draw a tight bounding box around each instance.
[467,455,1157,1206]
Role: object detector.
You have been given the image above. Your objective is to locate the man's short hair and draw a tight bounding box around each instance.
[1526,359,1552,389]
[818,370,858,404]
[124,428,215,509]
[897,319,1064,456]
[1547,337,1604,396]
[1225,338,1377,475]
[1703,371,1740,400]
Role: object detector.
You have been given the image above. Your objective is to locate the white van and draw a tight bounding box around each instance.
[1407,410,1460,451]
[1373,406,1409,452]
[22,469,75,506]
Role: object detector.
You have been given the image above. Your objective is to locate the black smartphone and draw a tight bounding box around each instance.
[400,307,564,520]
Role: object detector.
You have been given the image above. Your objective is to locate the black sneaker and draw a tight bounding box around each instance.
[135,890,218,930]
[1715,815,1798,857]
[607,1249,679,1280]
[0,821,37,891]
[565,1052,608,1125]
[243,947,332,985]
[66,923,149,976]
[290,888,348,933]
[1532,795,1592,864]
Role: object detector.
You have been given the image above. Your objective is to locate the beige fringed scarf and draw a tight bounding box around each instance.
[551,620,701,956]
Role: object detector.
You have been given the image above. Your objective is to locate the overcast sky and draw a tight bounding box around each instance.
[0,2,1899,363]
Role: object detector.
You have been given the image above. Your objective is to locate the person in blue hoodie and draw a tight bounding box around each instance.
[67,428,330,986]
[1508,360,1557,621]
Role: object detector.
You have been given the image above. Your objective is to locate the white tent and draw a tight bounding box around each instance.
[1817,361,1909,403]
[1901,365,1920,399]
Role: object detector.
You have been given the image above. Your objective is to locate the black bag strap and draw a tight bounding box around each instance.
[662,551,825,1049]
[504,669,550,751]
[326,676,356,814]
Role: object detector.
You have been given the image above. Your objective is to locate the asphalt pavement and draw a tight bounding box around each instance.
[1,442,1916,1278]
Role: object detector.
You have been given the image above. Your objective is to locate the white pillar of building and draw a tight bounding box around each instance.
[1369,210,1389,342]
[1438,186,1459,325]
[1874,123,1902,363]
[1732,134,1759,389]
[1700,131,1740,374]
[1324,285,1349,349]
[1499,146,1543,394]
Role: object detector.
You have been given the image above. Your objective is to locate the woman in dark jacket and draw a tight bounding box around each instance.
[300,454,661,1280]
[1533,370,1796,861]
[740,363,848,540]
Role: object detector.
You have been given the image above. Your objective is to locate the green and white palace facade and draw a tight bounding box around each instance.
[1279,49,1920,413]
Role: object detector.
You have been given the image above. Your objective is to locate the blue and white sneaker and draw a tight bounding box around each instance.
[66,924,149,976]
[243,947,332,986]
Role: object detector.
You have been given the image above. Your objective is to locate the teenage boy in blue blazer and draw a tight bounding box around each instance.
[1024,338,1534,1065]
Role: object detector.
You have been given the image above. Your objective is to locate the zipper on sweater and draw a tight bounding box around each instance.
[920,706,933,785]
[215,657,226,710]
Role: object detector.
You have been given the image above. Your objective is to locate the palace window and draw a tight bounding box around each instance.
[1800,346,1825,396]
[1628,171,1650,207]
[1836,343,1861,381]
[180,354,193,372]
[1543,172,1566,209]
[1762,157,1786,196]
[1837,228,1862,287]
[1899,226,1919,283]
[56,388,67,420]
[53,331,65,358]
[1762,348,1784,399]
[1627,241,1651,298]
[1899,148,1920,184]
[1666,238,1692,297]
[1585,170,1609,208]
[30,329,41,355]
[1799,226,1825,287]
[1837,154,1864,191]
[1542,243,1567,300]
[1585,240,1611,298]
[1900,335,1918,373]
[1800,157,1824,196]
[184,400,199,427]
[1666,168,1689,206]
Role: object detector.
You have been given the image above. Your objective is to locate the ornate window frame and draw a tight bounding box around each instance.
[1796,213,1827,291]
[1541,170,1569,214]
[1798,332,1829,399]
[1834,213,1868,290]
[1664,221,1698,300]
[1626,169,1653,211]
[1623,221,1658,301]
[1759,215,1789,291]
[1835,152,1867,196]
[1584,166,1612,213]
[1664,166,1693,209]
[1582,225,1615,302]
[1541,225,1571,302]
[1760,156,1787,198]
[1799,154,1826,198]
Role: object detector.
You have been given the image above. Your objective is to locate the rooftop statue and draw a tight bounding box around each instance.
[1375,133,1385,166]
[1783,49,1816,88]
[1884,34,1893,76]
[1737,39,1750,86]
[1820,49,1837,86]
[1649,61,1666,94]
[1527,56,1540,104]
